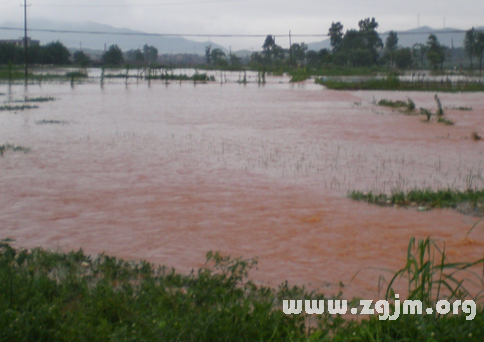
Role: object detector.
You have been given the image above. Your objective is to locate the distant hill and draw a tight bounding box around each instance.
[306,26,484,51]
[0,18,227,55]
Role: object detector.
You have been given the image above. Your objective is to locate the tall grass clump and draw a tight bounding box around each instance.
[329,237,484,341]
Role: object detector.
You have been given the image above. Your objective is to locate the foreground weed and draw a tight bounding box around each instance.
[385,237,484,307]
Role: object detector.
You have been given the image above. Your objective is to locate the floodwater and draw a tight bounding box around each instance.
[1,74,484,299]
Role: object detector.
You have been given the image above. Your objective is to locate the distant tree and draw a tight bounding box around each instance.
[262,35,276,60]
[125,49,144,65]
[394,48,413,69]
[475,31,484,74]
[290,43,308,65]
[102,45,124,66]
[328,22,344,52]
[210,48,227,66]
[412,43,427,68]
[42,41,71,65]
[0,43,23,64]
[205,45,211,65]
[306,50,319,67]
[385,31,399,68]
[426,34,445,69]
[228,53,241,67]
[143,44,158,64]
[73,51,91,67]
[464,28,476,69]
[357,18,383,64]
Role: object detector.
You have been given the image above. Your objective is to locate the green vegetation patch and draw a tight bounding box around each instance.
[1,238,484,341]
[316,77,484,92]
[289,67,310,82]
[350,188,484,216]
[0,104,39,111]
[378,98,415,111]
[0,144,29,156]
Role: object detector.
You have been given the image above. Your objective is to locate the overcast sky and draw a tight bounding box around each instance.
[1,0,483,50]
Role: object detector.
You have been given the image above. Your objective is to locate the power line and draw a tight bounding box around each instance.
[0,26,479,39]
[35,0,240,8]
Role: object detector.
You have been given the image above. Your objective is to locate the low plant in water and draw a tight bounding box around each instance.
[35,120,69,125]
[0,144,29,156]
[437,117,455,125]
[434,94,444,116]
[0,104,39,111]
[349,188,484,216]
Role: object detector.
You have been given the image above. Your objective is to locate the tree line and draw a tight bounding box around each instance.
[1,19,483,73]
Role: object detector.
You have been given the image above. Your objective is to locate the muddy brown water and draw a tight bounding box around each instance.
[1,76,484,299]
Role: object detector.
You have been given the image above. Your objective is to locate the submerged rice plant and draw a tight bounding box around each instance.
[0,144,29,156]
[0,104,39,111]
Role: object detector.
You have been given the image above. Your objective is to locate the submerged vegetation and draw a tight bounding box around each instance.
[349,188,484,216]
[316,76,484,92]
[0,144,29,156]
[0,104,39,111]
[35,120,69,125]
[1,238,483,341]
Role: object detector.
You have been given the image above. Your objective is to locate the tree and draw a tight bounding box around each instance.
[412,43,427,68]
[385,31,398,68]
[73,50,91,67]
[205,45,211,65]
[143,44,158,64]
[42,41,71,65]
[102,45,124,66]
[228,53,241,67]
[475,31,484,74]
[290,43,308,65]
[328,22,344,52]
[357,18,383,64]
[210,48,227,66]
[426,34,445,70]
[125,49,144,65]
[394,48,412,69]
[464,28,476,69]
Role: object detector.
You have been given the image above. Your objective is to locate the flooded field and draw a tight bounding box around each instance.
[1,74,484,298]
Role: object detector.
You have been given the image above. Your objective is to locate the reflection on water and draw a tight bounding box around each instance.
[1,77,484,298]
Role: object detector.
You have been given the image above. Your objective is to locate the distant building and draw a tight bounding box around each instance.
[0,37,40,47]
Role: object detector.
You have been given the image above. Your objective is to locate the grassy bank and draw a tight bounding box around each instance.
[316,77,484,92]
[350,188,484,216]
[1,237,483,341]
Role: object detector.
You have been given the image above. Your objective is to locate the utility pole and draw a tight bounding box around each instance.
[23,0,28,79]
[289,30,292,68]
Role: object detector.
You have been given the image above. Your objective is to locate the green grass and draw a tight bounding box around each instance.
[0,144,29,156]
[1,238,483,341]
[0,104,39,111]
[316,77,484,92]
[349,188,484,216]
